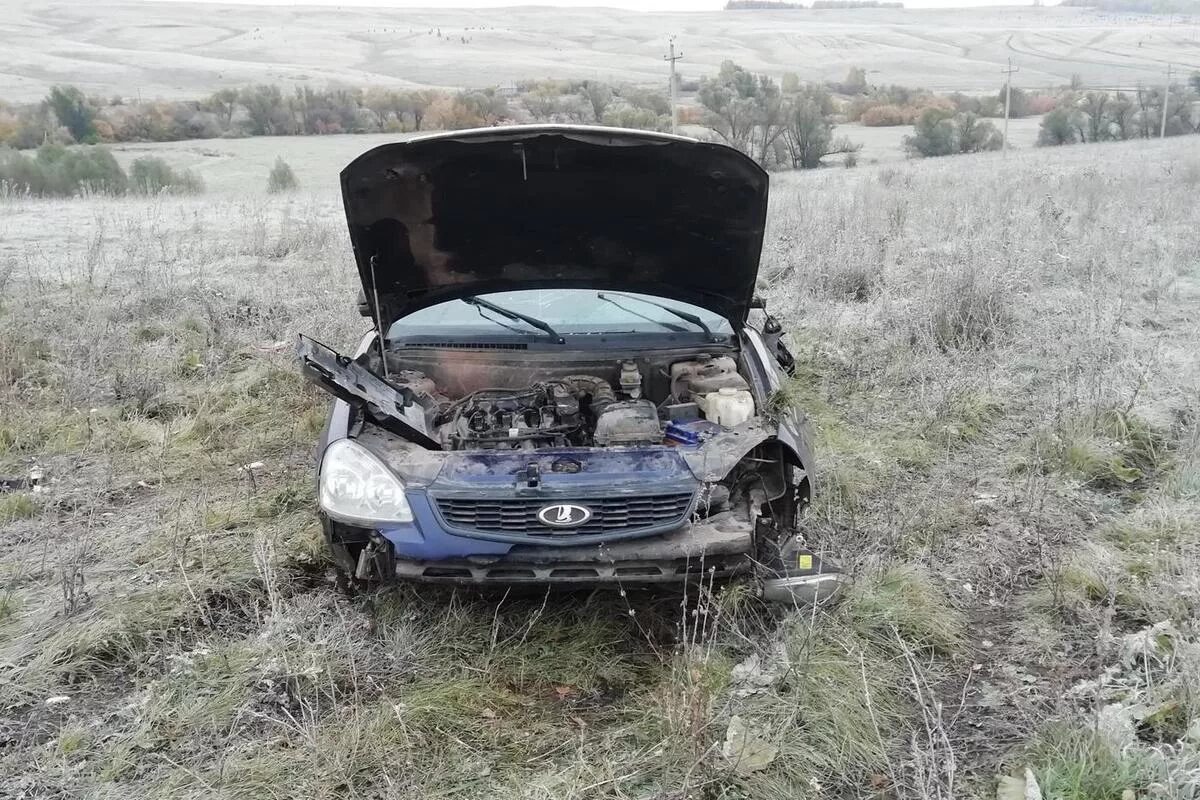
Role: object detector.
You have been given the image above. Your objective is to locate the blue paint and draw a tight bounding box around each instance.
[375,446,701,560]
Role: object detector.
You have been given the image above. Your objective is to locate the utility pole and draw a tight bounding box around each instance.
[1001,57,1019,156]
[664,35,683,135]
[1160,63,1172,138]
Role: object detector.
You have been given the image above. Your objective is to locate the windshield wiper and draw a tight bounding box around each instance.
[595,293,688,332]
[596,292,717,342]
[462,296,564,343]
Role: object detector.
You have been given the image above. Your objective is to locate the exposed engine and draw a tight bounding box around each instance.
[383,353,758,452]
[437,376,617,450]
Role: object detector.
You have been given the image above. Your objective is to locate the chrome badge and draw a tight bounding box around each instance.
[536,503,592,528]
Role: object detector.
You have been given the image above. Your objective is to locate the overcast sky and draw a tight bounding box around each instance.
[154,0,1056,10]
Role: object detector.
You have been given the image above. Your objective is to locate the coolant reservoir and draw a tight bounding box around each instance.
[669,355,748,400]
[698,388,755,428]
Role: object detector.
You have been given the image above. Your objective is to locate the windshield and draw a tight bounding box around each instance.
[386,289,732,343]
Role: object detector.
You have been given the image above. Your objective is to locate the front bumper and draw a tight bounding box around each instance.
[339,510,756,586]
[330,511,844,603]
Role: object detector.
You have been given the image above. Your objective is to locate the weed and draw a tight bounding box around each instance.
[929,391,1002,445]
[923,267,1012,351]
[56,727,88,757]
[846,564,967,655]
[0,493,39,522]
[1048,408,1166,490]
[0,335,54,388]
[1023,726,1149,800]
[111,361,168,419]
[0,587,19,622]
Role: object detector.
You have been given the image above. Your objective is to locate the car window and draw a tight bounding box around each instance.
[386,289,732,340]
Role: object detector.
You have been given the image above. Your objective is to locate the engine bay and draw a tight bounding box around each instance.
[377,350,759,451]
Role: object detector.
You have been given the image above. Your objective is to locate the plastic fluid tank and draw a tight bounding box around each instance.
[698,388,755,427]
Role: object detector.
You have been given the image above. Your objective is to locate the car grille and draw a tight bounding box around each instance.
[434,493,694,538]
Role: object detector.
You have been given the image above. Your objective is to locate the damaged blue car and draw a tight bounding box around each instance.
[300,125,841,603]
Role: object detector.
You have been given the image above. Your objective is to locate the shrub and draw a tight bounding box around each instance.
[904,110,1002,158]
[955,113,1004,153]
[266,157,298,193]
[1037,108,1079,147]
[128,156,204,195]
[859,104,910,126]
[0,144,127,196]
[904,108,957,157]
[600,106,668,132]
[1028,93,1061,115]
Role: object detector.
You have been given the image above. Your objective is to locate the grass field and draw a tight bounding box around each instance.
[2,131,1199,798]
[4,1,1199,102]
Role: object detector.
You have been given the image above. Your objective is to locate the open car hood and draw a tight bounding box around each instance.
[340,125,769,330]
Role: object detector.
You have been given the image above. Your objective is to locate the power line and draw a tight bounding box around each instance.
[1160,63,1172,138]
[664,35,683,135]
[1002,57,1020,157]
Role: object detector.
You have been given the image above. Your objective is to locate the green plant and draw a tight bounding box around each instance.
[847,564,967,654]
[1023,726,1148,800]
[0,493,38,522]
[129,156,204,195]
[1051,409,1165,489]
[0,144,127,196]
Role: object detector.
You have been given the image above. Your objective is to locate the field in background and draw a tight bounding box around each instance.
[2,135,1199,798]
[4,1,1198,102]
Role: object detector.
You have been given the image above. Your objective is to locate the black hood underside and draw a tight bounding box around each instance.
[340,126,770,329]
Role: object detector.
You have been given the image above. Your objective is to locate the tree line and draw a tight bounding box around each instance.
[1037,81,1200,146]
[0,81,678,150]
[2,63,1196,190]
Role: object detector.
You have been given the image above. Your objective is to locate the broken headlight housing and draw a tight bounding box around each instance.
[319,439,413,525]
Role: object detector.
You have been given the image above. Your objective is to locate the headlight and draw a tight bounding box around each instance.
[319,439,413,525]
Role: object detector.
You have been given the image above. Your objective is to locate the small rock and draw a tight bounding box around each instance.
[45,696,70,706]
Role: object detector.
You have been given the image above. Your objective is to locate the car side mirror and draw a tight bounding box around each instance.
[749,295,766,310]
[356,289,372,317]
